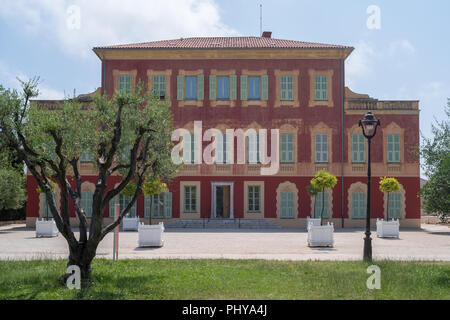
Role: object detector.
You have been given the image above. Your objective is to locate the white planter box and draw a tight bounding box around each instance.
[376,219,400,238]
[36,219,59,237]
[122,217,140,231]
[306,216,322,230]
[138,222,164,247]
[307,222,334,247]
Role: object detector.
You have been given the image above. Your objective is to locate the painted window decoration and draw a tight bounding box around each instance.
[352,134,365,163]
[314,192,329,218]
[216,133,228,164]
[315,134,328,163]
[144,192,172,218]
[184,186,197,213]
[183,133,197,164]
[152,75,166,100]
[80,192,93,218]
[248,133,260,164]
[280,75,294,101]
[177,74,204,101]
[43,193,56,219]
[109,195,137,218]
[352,192,366,219]
[388,193,402,219]
[248,185,261,213]
[280,134,294,163]
[240,74,268,101]
[387,134,401,163]
[118,75,132,94]
[314,75,328,101]
[80,152,93,163]
[280,192,294,219]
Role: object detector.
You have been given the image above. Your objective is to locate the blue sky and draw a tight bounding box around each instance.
[0,0,449,146]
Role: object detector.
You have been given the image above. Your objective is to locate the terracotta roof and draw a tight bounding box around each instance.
[93,36,352,50]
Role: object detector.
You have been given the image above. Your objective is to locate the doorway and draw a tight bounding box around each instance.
[211,182,234,219]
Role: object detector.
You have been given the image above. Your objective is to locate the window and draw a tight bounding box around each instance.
[118,75,132,94]
[352,134,365,163]
[352,192,366,219]
[43,193,56,219]
[314,75,328,101]
[387,134,401,163]
[248,133,260,163]
[184,133,197,163]
[280,192,294,218]
[145,192,172,218]
[281,134,294,163]
[314,192,329,218]
[81,192,93,218]
[388,193,402,219]
[80,152,93,163]
[248,76,260,100]
[185,76,197,100]
[109,195,136,218]
[216,134,228,164]
[152,75,166,100]
[217,76,229,100]
[315,134,328,163]
[248,186,260,213]
[118,145,130,163]
[280,76,294,101]
[184,186,197,213]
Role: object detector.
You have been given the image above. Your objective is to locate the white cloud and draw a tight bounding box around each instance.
[345,41,376,87]
[0,0,237,58]
[0,60,65,100]
[388,39,415,57]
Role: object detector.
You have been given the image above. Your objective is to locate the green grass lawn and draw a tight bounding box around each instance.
[0,259,448,300]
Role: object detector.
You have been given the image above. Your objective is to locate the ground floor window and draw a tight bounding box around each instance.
[184,186,197,212]
[145,192,172,218]
[352,192,366,219]
[388,193,402,219]
[314,192,329,218]
[280,192,294,218]
[109,194,137,217]
[81,192,93,218]
[248,185,260,213]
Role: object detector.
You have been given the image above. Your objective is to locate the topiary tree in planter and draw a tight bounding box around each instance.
[307,170,337,225]
[142,177,167,225]
[306,182,321,219]
[379,177,400,220]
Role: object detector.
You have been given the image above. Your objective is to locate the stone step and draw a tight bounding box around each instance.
[165,219,282,229]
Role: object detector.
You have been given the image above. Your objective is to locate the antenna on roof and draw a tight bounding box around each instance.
[259,4,262,36]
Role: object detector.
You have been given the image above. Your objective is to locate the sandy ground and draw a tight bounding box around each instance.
[0,223,448,261]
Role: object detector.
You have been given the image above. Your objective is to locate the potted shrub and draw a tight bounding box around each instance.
[306,170,337,246]
[36,180,58,237]
[142,177,167,225]
[377,177,401,238]
[306,183,321,230]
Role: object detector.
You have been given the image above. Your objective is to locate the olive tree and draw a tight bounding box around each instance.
[0,78,176,283]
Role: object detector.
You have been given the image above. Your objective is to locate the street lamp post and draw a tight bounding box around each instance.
[359,111,380,262]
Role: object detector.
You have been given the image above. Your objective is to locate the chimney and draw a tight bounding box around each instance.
[262,31,272,38]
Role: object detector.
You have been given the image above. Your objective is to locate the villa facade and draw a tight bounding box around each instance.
[26,33,421,228]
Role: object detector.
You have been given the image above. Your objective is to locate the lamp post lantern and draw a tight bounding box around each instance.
[359,111,380,262]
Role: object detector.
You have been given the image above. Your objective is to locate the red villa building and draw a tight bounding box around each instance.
[26,33,421,228]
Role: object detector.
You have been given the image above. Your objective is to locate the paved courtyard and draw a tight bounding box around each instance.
[0,223,449,261]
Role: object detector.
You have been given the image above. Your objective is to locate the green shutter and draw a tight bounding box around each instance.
[394,134,400,162]
[165,192,172,218]
[177,75,184,100]
[261,74,268,100]
[197,74,204,100]
[240,75,248,101]
[321,76,328,100]
[230,75,237,100]
[209,75,216,100]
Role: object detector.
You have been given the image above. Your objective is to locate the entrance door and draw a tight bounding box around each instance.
[213,183,232,218]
